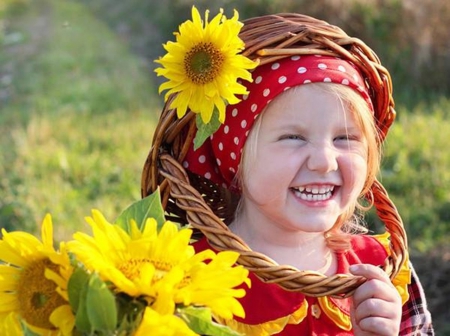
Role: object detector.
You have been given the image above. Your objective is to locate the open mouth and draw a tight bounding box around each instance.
[291,185,335,201]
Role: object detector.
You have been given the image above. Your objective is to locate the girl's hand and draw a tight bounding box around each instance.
[349,264,402,336]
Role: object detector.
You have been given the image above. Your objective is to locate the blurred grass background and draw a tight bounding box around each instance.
[1,0,449,333]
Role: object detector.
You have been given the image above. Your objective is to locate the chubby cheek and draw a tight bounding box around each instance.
[341,156,368,200]
[242,154,297,205]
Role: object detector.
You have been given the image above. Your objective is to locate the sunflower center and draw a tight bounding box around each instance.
[119,258,151,281]
[185,42,224,84]
[119,258,175,283]
[16,258,66,330]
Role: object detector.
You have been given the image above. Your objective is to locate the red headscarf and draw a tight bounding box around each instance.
[183,55,372,192]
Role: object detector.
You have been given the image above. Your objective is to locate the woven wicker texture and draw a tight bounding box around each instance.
[142,13,407,297]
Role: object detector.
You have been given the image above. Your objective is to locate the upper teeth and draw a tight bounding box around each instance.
[297,186,334,194]
[293,185,334,201]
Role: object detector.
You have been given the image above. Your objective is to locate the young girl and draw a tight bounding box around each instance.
[143,10,434,335]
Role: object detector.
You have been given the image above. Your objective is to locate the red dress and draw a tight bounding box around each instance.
[193,233,413,336]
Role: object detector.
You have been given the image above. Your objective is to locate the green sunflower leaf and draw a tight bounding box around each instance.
[116,188,166,232]
[178,306,243,336]
[68,266,92,333]
[67,265,90,312]
[86,273,117,333]
[193,108,221,150]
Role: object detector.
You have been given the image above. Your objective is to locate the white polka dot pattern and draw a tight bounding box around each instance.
[184,55,373,192]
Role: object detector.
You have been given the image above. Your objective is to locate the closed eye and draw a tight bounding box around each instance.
[280,134,306,141]
[334,134,362,142]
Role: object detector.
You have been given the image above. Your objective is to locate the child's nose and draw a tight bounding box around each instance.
[306,143,338,173]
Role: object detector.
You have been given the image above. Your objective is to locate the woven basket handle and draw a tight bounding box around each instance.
[157,154,407,297]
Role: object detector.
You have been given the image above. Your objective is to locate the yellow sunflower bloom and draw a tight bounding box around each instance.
[0,214,75,336]
[68,210,197,300]
[134,307,197,336]
[68,210,249,321]
[155,6,257,124]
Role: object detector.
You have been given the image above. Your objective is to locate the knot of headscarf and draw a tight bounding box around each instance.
[182,55,373,192]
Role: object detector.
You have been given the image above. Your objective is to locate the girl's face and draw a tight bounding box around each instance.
[239,84,368,234]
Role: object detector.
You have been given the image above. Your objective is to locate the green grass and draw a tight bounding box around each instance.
[0,0,160,241]
[380,101,450,252]
[1,110,157,241]
[2,0,156,120]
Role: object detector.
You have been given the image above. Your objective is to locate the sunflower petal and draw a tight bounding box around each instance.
[41,214,55,252]
[49,305,75,336]
[0,293,19,312]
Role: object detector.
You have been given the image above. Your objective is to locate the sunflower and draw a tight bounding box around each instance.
[0,214,75,335]
[68,210,196,300]
[68,210,249,320]
[155,6,257,124]
[175,250,250,320]
[134,307,197,336]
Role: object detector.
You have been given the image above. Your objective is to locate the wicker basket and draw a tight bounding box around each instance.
[141,13,407,297]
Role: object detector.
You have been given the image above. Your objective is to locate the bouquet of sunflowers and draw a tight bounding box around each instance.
[0,190,250,335]
[0,6,258,335]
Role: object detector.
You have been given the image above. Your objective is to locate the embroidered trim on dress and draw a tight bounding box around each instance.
[318,297,352,331]
[215,299,308,336]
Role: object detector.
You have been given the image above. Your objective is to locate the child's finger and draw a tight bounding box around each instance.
[349,264,390,282]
